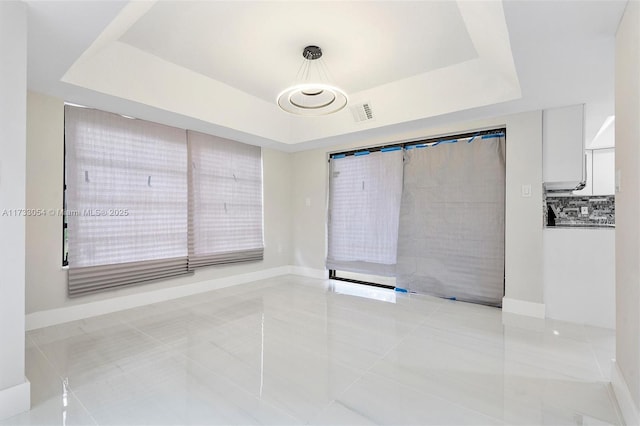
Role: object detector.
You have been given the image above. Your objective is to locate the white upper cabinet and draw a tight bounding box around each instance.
[543,104,585,191]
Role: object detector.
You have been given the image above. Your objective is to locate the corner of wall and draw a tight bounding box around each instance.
[25,265,293,330]
[504,110,544,305]
[502,296,546,319]
[612,360,640,426]
[289,266,328,280]
[25,97,296,315]
[0,379,30,421]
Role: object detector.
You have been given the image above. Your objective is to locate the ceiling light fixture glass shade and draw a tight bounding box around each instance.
[277,46,348,116]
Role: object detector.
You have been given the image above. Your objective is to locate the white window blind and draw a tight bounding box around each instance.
[327,149,403,276]
[187,130,263,268]
[65,106,189,296]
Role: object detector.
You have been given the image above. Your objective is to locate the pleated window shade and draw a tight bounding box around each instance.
[326,150,404,276]
[65,106,189,296]
[187,131,264,268]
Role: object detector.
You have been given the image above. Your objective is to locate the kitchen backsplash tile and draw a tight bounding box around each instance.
[545,195,615,228]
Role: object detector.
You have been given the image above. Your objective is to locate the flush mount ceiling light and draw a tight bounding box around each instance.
[277,45,348,116]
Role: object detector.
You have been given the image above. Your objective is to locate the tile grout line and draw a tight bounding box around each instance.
[349,300,507,426]
[120,307,303,424]
[585,328,611,382]
[24,281,619,426]
[305,297,447,425]
[26,334,100,426]
[311,298,517,426]
[30,315,198,425]
[584,329,625,426]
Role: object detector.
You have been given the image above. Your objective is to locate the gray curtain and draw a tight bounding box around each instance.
[395,135,506,306]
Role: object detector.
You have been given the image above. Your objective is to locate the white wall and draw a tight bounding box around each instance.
[25,91,292,316]
[543,228,615,329]
[30,89,616,332]
[25,93,65,314]
[614,0,640,422]
[291,149,329,271]
[291,111,545,311]
[0,1,30,420]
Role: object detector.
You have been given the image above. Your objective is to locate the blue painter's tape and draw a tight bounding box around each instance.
[415,144,428,149]
[467,135,478,143]
[482,133,504,139]
[354,150,370,156]
[447,296,457,301]
[432,140,451,146]
[331,154,346,159]
[381,146,402,152]
[405,145,415,150]
[441,139,458,144]
[395,287,408,293]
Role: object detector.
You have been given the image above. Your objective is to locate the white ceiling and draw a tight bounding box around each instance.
[26,0,626,152]
[119,1,478,102]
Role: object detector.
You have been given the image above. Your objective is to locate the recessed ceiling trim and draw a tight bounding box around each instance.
[60,0,522,145]
[66,1,155,71]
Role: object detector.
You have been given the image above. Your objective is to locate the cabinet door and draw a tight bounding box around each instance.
[593,149,615,195]
[543,104,585,184]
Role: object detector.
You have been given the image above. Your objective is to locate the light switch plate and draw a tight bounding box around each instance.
[521,184,532,198]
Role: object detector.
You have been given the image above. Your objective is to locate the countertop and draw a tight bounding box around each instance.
[545,224,614,230]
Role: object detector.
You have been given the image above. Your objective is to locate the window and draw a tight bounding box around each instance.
[327,128,506,306]
[187,131,264,268]
[327,149,404,277]
[65,106,189,296]
[64,106,263,296]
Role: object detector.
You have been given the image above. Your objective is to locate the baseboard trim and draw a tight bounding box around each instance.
[612,360,640,426]
[0,379,30,421]
[502,297,546,319]
[289,266,329,279]
[26,266,291,330]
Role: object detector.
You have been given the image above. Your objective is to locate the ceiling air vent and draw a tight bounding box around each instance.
[351,102,374,123]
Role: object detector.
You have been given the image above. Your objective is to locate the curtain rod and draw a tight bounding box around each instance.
[329,128,506,159]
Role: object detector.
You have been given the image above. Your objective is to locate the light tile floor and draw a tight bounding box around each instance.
[4,275,621,425]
